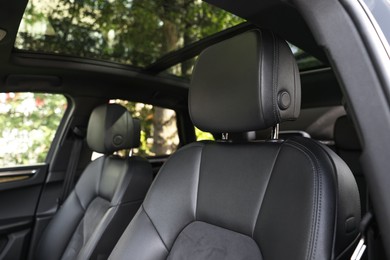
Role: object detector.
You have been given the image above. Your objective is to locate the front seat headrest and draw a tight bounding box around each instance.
[190,29,301,133]
[87,104,141,154]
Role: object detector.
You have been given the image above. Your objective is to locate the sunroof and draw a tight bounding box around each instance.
[15,0,244,68]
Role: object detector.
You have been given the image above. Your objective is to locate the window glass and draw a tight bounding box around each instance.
[0,93,67,167]
[195,127,214,141]
[164,43,325,78]
[362,0,390,44]
[110,100,179,157]
[15,0,244,68]
[288,43,325,71]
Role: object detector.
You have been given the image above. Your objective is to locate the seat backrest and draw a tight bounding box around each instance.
[109,30,360,260]
[334,115,362,175]
[334,115,366,213]
[35,104,152,260]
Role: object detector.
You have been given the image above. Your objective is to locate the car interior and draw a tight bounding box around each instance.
[0,0,389,259]
[34,103,153,260]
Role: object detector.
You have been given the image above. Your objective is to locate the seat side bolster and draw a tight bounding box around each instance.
[287,137,361,258]
[110,156,153,205]
[142,143,204,249]
[83,156,153,259]
[74,157,106,209]
[34,191,85,260]
[254,139,338,260]
[76,205,117,260]
[108,206,168,260]
[318,143,361,257]
[34,158,105,260]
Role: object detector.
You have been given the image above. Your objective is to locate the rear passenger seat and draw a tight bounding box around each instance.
[333,115,366,213]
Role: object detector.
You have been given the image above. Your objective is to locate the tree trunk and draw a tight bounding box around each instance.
[152,107,178,155]
[152,18,180,155]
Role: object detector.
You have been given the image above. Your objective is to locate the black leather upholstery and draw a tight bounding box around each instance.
[334,115,361,151]
[35,104,152,260]
[110,29,360,259]
[190,29,301,133]
[334,115,366,213]
[87,104,141,154]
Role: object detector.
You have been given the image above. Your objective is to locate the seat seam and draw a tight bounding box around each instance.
[284,141,322,260]
[167,220,261,258]
[110,158,132,205]
[168,143,204,256]
[193,220,259,240]
[195,143,205,221]
[305,139,357,258]
[271,32,280,122]
[96,156,106,199]
[59,192,85,260]
[165,220,195,258]
[142,204,169,253]
[77,197,115,259]
[74,190,86,211]
[251,143,283,238]
[60,193,99,259]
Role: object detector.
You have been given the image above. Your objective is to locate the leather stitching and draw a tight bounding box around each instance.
[291,47,298,118]
[166,220,195,257]
[74,189,86,211]
[166,143,204,256]
[142,205,169,252]
[251,143,283,238]
[285,141,322,260]
[195,142,205,220]
[307,139,361,258]
[96,157,105,200]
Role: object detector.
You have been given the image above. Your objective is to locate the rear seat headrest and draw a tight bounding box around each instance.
[189,29,301,133]
[334,115,361,150]
[87,104,141,154]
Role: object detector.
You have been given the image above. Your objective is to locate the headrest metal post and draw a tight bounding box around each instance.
[271,124,280,140]
[222,133,229,141]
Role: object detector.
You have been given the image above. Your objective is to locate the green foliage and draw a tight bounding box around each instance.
[16,0,244,73]
[0,93,67,166]
[195,127,214,141]
[12,0,239,161]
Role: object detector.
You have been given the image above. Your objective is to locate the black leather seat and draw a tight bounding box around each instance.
[35,104,153,260]
[334,115,366,213]
[109,30,360,259]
